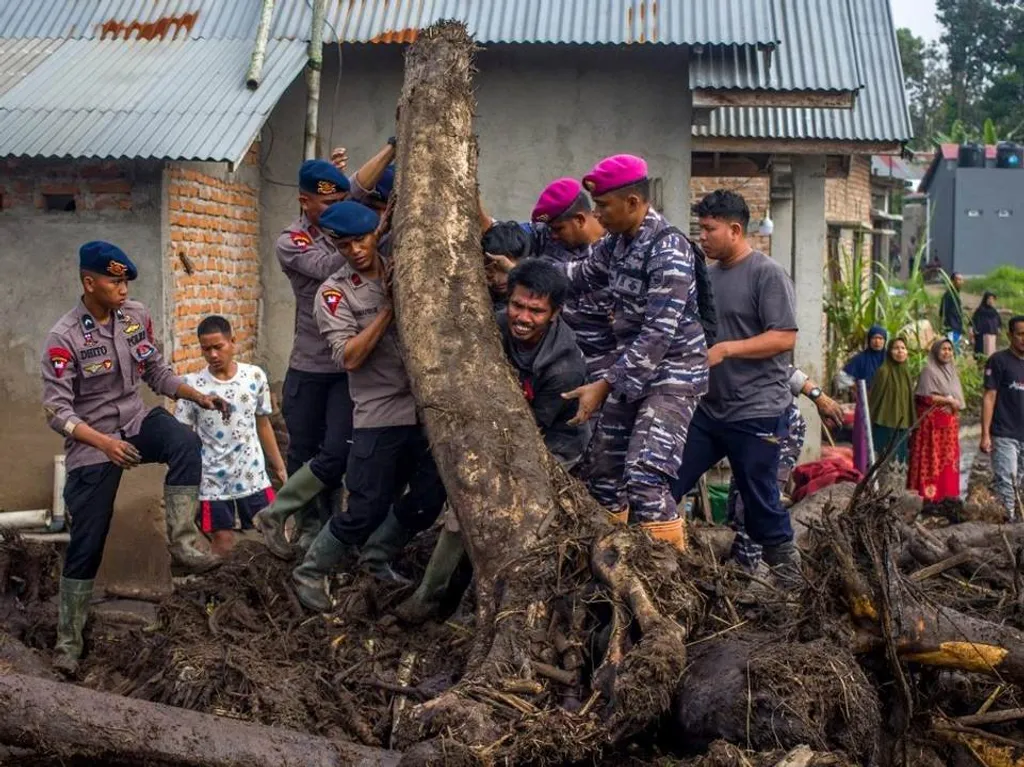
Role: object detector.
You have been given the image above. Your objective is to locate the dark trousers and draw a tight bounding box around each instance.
[62,407,201,580]
[329,425,447,547]
[282,368,353,488]
[671,408,794,548]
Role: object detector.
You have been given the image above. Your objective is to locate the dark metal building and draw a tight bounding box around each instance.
[920,144,1024,275]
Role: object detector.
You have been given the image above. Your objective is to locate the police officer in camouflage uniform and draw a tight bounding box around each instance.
[255,160,356,558]
[492,155,708,550]
[292,201,447,611]
[42,241,231,675]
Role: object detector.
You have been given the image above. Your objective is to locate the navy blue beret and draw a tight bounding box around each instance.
[319,201,380,239]
[79,241,137,280]
[299,159,350,196]
[368,164,395,203]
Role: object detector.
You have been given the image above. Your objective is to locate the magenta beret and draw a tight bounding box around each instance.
[582,154,648,197]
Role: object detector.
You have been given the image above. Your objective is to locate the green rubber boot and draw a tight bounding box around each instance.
[392,528,466,624]
[291,526,356,612]
[53,577,94,677]
[165,485,220,574]
[254,464,326,560]
[358,512,416,586]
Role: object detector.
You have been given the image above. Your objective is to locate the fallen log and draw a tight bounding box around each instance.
[0,672,398,767]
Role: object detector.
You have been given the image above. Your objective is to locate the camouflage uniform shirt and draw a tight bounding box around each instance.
[564,208,708,403]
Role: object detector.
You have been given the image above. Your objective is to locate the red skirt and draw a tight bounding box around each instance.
[908,396,960,501]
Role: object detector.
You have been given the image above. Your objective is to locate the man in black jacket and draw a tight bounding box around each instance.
[394,260,589,623]
[498,259,591,467]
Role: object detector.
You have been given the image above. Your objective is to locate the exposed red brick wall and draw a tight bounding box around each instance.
[167,165,261,373]
[0,158,149,212]
[689,175,772,254]
[826,155,873,267]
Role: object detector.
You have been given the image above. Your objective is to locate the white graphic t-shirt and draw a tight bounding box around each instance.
[175,363,274,501]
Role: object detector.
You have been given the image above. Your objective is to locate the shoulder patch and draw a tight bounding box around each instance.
[48,347,72,378]
[322,288,343,315]
[290,231,313,249]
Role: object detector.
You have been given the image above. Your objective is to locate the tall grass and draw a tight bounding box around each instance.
[965,265,1024,317]
[823,242,943,384]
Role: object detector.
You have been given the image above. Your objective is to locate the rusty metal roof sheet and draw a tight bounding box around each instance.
[1,0,780,47]
[690,0,863,93]
[0,38,307,162]
[694,0,911,143]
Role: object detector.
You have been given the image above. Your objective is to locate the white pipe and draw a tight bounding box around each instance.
[245,0,277,89]
[0,509,51,530]
[19,532,70,543]
[50,454,66,532]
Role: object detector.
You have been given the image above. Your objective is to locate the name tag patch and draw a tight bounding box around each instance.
[80,345,109,360]
[612,273,644,297]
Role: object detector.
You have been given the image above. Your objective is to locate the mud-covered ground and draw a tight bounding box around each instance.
[2,464,1024,766]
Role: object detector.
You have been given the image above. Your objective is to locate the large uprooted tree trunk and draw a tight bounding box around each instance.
[388,21,700,759]
[0,671,397,767]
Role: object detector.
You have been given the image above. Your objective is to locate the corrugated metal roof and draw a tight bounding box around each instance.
[1,0,780,47]
[315,0,779,46]
[691,0,862,92]
[0,38,307,162]
[695,0,911,143]
[0,37,62,96]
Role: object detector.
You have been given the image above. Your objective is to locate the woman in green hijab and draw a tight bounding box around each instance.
[867,338,915,465]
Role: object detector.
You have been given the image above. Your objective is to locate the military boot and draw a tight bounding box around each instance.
[639,517,689,552]
[53,577,94,677]
[165,485,220,573]
[292,526,356,612]
[254,464,326,560]
[392,528,466,624]
[358,512,416,585]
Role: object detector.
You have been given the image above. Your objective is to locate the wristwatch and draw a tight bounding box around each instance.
[807,386,822,402]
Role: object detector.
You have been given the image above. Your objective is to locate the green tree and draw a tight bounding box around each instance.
[937,0,1006,127]
[897,28,954,149]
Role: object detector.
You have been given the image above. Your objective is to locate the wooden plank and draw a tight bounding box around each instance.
[693,136,904,156]
[693,88,856,110]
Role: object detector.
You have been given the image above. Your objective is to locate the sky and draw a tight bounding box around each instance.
[890,0,943,42]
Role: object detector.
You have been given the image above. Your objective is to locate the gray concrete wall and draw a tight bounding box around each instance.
[0,159,166,514]
[926,160,956,272]
[953,169,1024,276]
[259,43,693,382]
[791,155,828,460]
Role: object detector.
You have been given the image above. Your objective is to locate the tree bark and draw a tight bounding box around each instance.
[387,22,699,758]
[390,20,565,676]
[0,672,398,767]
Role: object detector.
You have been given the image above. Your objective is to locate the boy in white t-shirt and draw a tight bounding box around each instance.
[176,316,287,557]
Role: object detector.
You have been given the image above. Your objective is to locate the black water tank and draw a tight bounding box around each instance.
[958,142,986,168]
[996,141,1023,169]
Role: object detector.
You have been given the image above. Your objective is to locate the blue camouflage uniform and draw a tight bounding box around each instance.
[566,208,709,523]
[526,224,617,379]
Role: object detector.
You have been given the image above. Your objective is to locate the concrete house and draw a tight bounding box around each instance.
[0,0,908,583]
[919,143,1024,276]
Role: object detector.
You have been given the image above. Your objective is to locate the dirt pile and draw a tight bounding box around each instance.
[3,481,1024,765]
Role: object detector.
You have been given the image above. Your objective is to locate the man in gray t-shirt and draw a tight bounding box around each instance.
[671,190,801,577]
